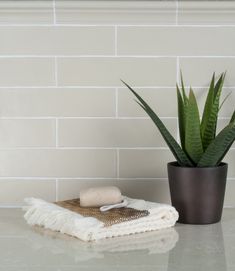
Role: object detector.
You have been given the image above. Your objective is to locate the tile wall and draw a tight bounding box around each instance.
[0,0,234,207]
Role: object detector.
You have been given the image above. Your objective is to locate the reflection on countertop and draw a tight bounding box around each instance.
[0,208,234,270]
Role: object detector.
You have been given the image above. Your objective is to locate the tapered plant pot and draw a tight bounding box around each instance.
[167,162,228,224]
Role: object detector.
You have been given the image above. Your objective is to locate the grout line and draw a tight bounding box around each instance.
[0,86,176,89]
[0,146,233,151]
[0,147,170,150]
[0,116,178,120]
[0,86,234,89]
[0,177,235,181]
[0,116,232,120]
[1,24,235,27]
[1,55,235,58]
[0,177,169,181]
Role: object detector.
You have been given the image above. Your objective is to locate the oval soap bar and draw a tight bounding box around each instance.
[80,186,122,207]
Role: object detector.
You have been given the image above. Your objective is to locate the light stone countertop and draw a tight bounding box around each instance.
[0,208,234,270]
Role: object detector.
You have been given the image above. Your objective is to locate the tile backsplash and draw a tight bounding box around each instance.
[0,0,235,207]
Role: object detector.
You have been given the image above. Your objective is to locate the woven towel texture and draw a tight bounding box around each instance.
[56,198,149,227]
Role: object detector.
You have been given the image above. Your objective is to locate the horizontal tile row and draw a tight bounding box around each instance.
[0,178,235,207]
[0,58,55,87]
[118,27,235,56]
[0,119,231,148]
[55,0,177,25]
[1,26,235,56]
[55,1,235,26]
[0,57,176,87]
[0,119,55,147]
[0,1,235,26]
[119,87,235,118]
[0,149,234,178]
[178,1,235,25]
[0,149,117,178]
[0,57,235,87]
[0,179,56,206]
[0,0,53,24]
[58,119,177,147]
[57,57,176,87]
[0,26,114,55]
[0,87,233,118]
[0,118,175,148]
[0,88,116,117]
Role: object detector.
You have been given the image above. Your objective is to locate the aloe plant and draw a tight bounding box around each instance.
[122,72,235,167]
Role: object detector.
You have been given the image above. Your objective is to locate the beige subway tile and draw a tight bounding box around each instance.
[0,1,53,24]
[0,27,114,55]
[0,88,115,117]
[0,179,55,206]
[56,0,176,25]
[0,58,54,87]
[0,119,55,147]
[224,150,235,178]
[179,58,235,87]
[224,180,235,207]
[57,57,176,87]
[118,26,235,56]
[0,149,116,178]
[58,119,177,148]
[119,149,174,178]
[178,1,235,25]
[58,178,170,204]
[118,88,177,117]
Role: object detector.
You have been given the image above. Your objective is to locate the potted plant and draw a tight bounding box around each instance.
[122,72,235,224]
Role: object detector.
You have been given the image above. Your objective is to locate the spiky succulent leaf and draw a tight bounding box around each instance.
[219,92,231,111]
[185,89,204,164]
[122,80,194,166]
[198,122,235,167]
[201,73,215,141]
[180,71,189,105]
[177,85,186,150]
[201,73,225,150]
[230,110,235,124]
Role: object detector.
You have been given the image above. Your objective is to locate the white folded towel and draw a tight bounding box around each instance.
[23,197,179,242]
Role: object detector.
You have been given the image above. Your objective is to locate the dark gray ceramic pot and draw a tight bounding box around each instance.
[167,162,228,224]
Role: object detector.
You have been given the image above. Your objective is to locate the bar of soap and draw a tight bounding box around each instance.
[80,186,122,207]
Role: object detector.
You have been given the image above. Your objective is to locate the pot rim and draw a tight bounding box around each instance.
[168,161,228,169]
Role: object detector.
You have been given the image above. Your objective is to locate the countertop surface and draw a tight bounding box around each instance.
[0,208,235,271]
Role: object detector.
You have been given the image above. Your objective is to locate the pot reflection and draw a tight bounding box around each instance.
[167,223,227,271]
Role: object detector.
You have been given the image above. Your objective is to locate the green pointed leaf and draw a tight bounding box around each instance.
[177,84,186,150]
[214,72,225,98]
[219,91,232,111]
[180,71,188,105]
[230,110,235,124]
[201,73,215,139]
[122,80,194,167]
[198,122,235,167]
[201,73,225,150]
[185,89,203,164]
